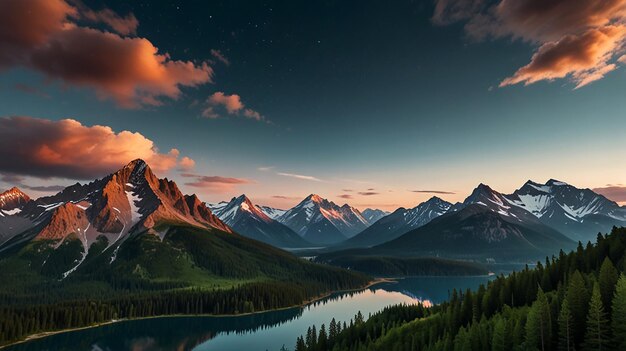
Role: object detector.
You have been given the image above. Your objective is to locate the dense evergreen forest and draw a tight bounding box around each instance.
[318,256,488,277]
[292,227,626,350]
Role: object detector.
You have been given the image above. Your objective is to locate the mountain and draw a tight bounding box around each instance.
[339,197,452,248]
[207,195,310,248]
[256,205,287,220]
[0,187,30,213]
[0,159,236,275]
[361,208,389,224]
[277,194,369,245]
[505,179,626,242]
[372,203,575,260]
[0,187,32,245]
[2,159,230,252]
[0,160,368,288]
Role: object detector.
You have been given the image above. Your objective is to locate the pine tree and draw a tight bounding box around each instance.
[329,318,338,340]
[558,297,572,351]
[583,283,609,351]
[296,336,306,351]
[318,324,328,350]
[612,274,626,350]
[491,318,507,351]
[526,287,552,351]
[567,270,589,348]
[598,258,618,314]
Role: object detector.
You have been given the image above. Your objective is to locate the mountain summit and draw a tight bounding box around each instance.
[505,179,626,241]
[0,187,30,213]
[277,194,368,245]
[208,195,310,248]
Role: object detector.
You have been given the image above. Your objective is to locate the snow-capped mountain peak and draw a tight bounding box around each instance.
[207,194,309,248]
[209,194,272,226]
[0,187,30,213]
[277,194,369,244]
[507,179,626,223]
[256,205,287,220]
[361,208,389,224]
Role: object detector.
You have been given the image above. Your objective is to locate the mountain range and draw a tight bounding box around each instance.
[340,180,626,251]
[207,195,310,248]
[1,166,624,265]
[273,194,369,245]
[339,196,452,249]
[0,160,370,293]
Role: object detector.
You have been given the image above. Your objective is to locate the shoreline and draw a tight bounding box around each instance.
[0,278,392,349]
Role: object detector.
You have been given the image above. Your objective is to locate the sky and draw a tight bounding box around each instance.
[0,0,625,210]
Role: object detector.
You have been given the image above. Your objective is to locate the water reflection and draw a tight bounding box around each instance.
[5,276,493,351]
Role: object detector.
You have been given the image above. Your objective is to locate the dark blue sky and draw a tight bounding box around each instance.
[1,0,625,209]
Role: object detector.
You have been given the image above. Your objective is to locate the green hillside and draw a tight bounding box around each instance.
[0,225,369,346]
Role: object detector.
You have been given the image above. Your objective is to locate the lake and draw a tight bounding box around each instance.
[4,276,494,351]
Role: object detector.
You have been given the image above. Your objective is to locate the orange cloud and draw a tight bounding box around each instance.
[74,1,139,35]
[500,26,626,88]
[181,173,254,193]
[203,92,264,121]
[434,0,626,88]
[0,0,212,108]
[178,157,196,171]
[0,116,194,179]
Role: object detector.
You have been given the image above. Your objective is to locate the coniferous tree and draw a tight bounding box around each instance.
[557,297,572,351]
[526,287,551,351]
[583,283,609,351]
[491,318,507,351]
[567,270,589,348]
[612,274,626,350]
[318,324,328,350]
[295,336,306,351]
[598,257,618,314]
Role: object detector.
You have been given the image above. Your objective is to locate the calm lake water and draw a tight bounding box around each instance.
[5,276,494,351]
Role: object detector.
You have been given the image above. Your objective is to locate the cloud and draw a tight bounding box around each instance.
[272,195,300,200]
[203,92,263,121]
[210,49,230,66]
[338,194,353,199]
[23,184,67,192]
[181,173,253,193]
[432,0,485,25]
[0,0,212,108]
[358,191,379,196]
[178,157,196,171]
[434,0,626,88]
[342,189,354,192]
[258,166,275,172]
[277,172,323,182]
[0,116,195,179]
[0,173,25,184]
[411,189,456,194]
[500,26,626,88]
[71,0,139,35]
[593,185,626,203]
